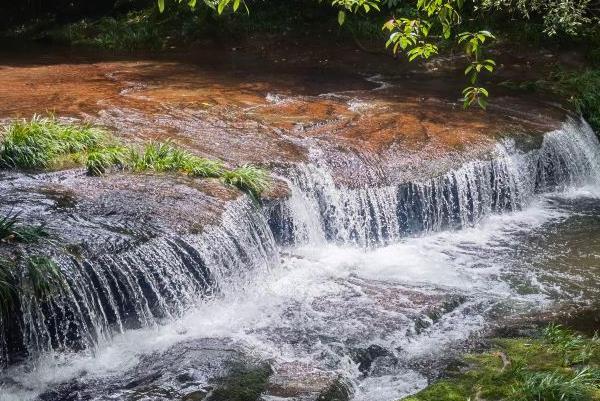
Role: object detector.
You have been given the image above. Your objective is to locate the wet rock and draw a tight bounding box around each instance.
[182,390,208,401]
[264,361,350,401]
[351,344,397,375]
[123,371,163,389]
[207,363,272,401]
[37,338,265,401]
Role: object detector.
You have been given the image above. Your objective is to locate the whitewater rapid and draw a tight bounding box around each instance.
[2,119,600,401]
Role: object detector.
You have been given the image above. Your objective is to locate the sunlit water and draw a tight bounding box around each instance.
[2,120,600,400]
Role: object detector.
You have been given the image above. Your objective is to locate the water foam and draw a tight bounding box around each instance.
[1,118,600,401]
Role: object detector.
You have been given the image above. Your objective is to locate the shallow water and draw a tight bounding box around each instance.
[2,187,600,401]
[0,51,598,401]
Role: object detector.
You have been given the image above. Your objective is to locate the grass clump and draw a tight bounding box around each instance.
[222,165,270,198]
[1,117,270,197]
[0,115,107,170]
[126,142,224,178]
[0,210,48,244]
[518,368,600,401]
[0,211,64,317]
[401,325,600,401]
[90,142,268,196]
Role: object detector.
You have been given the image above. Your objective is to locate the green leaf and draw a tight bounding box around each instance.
[338,10,346,26]
[217,0,228,14]
[477,97,488,110]
[157,0,165,13]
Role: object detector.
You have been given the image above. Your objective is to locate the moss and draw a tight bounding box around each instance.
[401,326,600,401]
[208,363,272,401]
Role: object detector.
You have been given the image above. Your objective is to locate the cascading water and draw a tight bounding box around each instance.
[2,118,600,401]
[0,198,279,366]
[269,118,600,248]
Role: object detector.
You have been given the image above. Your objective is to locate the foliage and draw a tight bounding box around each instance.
[221,165,270,198]
[0,117,270,197]
[474,0,598,37]
[0,115,107,170]
[546,69,600,132]
[504,68,600,132]
[402,325,600,401]
[0,210,48,244]
[0,211,63,317]
[56,12,165,51]
[24,256,65,300]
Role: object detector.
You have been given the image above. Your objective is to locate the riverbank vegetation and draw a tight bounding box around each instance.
[0,211,63,317]
[402,324,600,401]
[0,116,270,197]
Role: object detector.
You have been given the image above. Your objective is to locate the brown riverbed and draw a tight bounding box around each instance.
[0,43,569,191]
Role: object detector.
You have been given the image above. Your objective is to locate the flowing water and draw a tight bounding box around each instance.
[1,116,600,400]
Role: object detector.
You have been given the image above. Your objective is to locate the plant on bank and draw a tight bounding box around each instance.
[402,324,600,401]
[0,212,64,318]
[0,116,270,197]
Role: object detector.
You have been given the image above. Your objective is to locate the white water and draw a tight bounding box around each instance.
[2,119,600,400]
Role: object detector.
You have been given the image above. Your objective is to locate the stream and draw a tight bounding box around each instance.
[0,52,599,401]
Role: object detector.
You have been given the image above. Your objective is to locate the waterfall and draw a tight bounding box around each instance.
[0,198,278,365]
[268,119,600,247]
[1,118,598,371]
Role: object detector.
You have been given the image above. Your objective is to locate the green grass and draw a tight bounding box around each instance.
[401,325,600,401]
[88,141,269,196]
[0,258,15,316]
[0,211,61,315]
[518,368,600,401]
[0,210,48,244]
[24,256,64,301]
[222,165,270,198]
[125,142,224,178]
[0,115,107,170]
[0,116,271,197]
